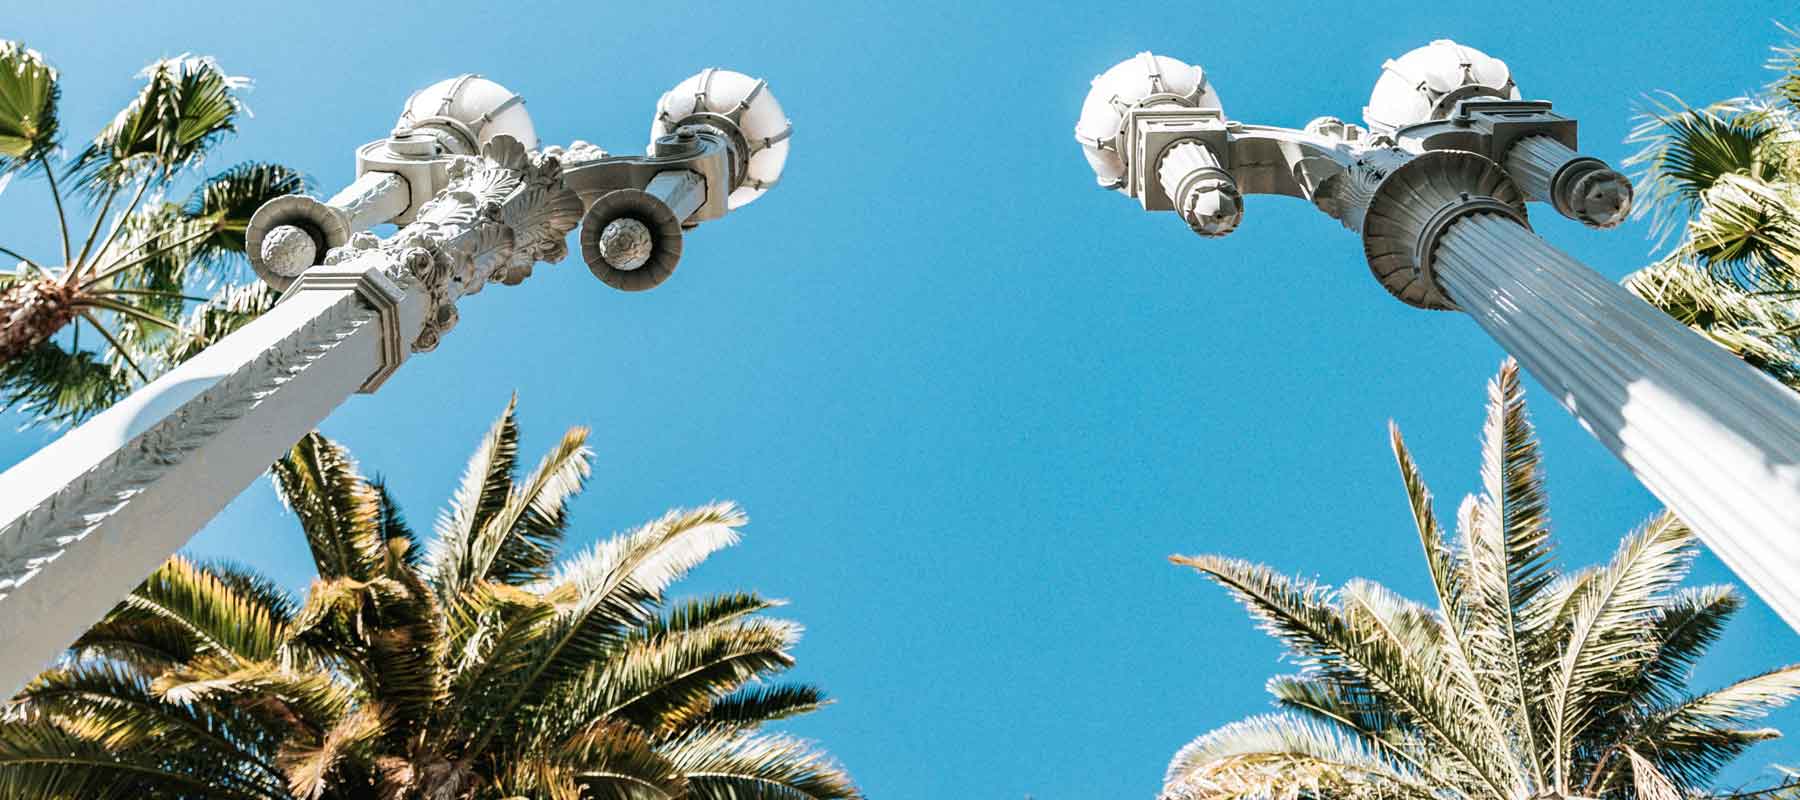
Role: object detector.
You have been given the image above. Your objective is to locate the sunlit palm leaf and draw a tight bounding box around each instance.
[1627,95,1778,246]
[1170,553,1513,796]
[432,396,523,598]
[271,432,387,581]
[0,41,59,174]
[664,730,862,800]
[1162,713,1435,800]
[68,54,248,196]
[1548,513,1694,788]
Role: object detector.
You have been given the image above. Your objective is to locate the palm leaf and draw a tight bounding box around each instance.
[68,54,248,195]
[1162,713,1435,800]
[1548,513,1695,790]
[1462,358,1555,788]
[1171,553,1515,797]
[431,396,523,598]
[116,556,290,665]
[664,730,862,800]
[271,432,387,581]
[461,503,745,760]
[0,41,59,174]
[688,685,831,732]
[0,338,130,427]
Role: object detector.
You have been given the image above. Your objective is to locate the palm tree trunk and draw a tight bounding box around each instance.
[0,278,78,361]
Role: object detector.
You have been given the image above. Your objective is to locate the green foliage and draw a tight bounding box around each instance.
[1164,360,1800,800]
[0,401,860,800]
[0,40,304,429]
[1624,25,1800,391]
[0,42,59,171]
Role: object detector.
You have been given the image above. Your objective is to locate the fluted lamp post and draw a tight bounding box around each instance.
[1075,42,1800,630]
[0,68,792,694]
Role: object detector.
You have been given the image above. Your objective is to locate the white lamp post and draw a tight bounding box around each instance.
[0,68,792,694]
[1075,42,1800,630]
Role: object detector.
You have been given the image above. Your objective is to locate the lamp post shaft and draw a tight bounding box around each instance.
[1435,213,1800,628]
[0,268,421,694]
[0,137,574,696]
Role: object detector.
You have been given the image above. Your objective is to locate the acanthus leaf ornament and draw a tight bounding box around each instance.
[319,134,583,352]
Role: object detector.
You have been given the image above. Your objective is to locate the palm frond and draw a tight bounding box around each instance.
[548,720,687,800]
[1162,713,1436,800]
[432,396,523,598]
[158,281,278,365]
[581,617,802,736]
[1626,94,1779,246]
[116,556,290,666]
[1627,586,1744,710]
[1549,513,1696,790]
[0,41,60,174]
[0,338,130,427]
[688,685,831,732]
[10,660,287,791]
[1462,358,1555,789]
[275,702,387,800]
[461,503,746,760]
[271,432,387,581]
[1624,258,1800,391]
[664,730,862,800]
[459,423,592,591]
[68,54,248,196]
[0,716,272,800]
[1171,553,1516,797]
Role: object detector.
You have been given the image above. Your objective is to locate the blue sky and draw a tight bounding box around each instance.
[3,1,1799,796]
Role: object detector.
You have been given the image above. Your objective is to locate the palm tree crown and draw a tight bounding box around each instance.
[0,41,300,426]
[1622,27,1800,391]
[0,398,860,800]
[1163,360,1800,800]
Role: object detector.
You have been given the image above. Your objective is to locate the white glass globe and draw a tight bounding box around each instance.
[1075,52,1222,191]
[1363,40,1519,132]
[652,68,790,209]
[401,75,538,152]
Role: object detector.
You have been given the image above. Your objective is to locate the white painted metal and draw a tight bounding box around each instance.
[1363,39,1519,133]
[0,267,421,694]
[1435,212,1800,630]
[0,64,786,696]
[653,69,790,208]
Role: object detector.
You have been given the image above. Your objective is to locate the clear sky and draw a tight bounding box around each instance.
[2,1,1798,797]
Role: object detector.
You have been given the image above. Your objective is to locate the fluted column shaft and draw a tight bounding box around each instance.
[1435,213,1800,628]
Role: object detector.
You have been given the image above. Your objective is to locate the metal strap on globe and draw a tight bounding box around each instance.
[1073,40,1800,632]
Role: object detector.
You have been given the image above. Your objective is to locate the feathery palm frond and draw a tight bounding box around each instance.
[1,402,857,799]
[1162,713,1436,800]
[1167,359,1794,800]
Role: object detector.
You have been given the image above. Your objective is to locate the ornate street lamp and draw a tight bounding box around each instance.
[0,68,792,694]
[1075,42,1800,629]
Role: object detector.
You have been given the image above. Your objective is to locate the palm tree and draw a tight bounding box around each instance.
[1622,27,1800,389]
[0,398,861,800]
[0,41,303,426]
[1162,359,1800,800]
